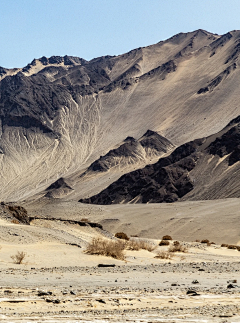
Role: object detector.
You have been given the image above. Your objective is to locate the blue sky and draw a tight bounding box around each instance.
[1,0,240,68]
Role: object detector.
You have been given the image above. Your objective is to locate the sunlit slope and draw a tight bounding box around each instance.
[1,29,240,201]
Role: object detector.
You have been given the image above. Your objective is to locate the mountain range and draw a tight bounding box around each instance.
[1,29,240,203]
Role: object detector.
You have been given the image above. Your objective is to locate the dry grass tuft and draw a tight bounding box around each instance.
[11,219,20,224]
[168,242,188,253]
[85,237,126,260]
[127,240,156,252]
[155,251,172,259]
[11,251,26,264]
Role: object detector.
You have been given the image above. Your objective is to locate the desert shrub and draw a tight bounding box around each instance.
[221,243,229,247]
[227,245,238,250]
[126,240,141,251]
[11,251,26,264]
[11,219,20,224]
[127,240,155,252]
[173,241,180,246]
[195,239,200,242]
[115,232,129,241]
[155,251,172,259]
[162,235,172,240]
[168,243,188,253]
[85,237,125,260]
[159,240,170,246]
[201,239,209,244]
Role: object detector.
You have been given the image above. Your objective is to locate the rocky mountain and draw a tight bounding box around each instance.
[1,29,240,202]
[80,115,240,204]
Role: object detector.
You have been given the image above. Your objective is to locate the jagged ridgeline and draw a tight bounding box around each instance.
[1,29,240,202]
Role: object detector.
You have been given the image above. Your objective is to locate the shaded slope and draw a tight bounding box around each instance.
[80,115,240,204]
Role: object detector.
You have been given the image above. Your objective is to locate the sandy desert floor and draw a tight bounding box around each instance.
[0,199,240,322]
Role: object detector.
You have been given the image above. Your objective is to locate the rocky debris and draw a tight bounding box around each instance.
[38,290,52,296]
[0,203,30,224]
[45,298,61,304]
[96,298,106,304]
[227,283,237,289]
[98,264,116,268]
[28,215,103,229]
[186,290,200,296]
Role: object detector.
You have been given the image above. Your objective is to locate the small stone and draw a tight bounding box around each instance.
[227,284,236,289]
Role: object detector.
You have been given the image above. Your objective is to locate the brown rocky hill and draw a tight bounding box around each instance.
[1,29,240,201]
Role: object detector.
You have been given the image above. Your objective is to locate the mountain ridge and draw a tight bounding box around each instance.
[1,29,240,202]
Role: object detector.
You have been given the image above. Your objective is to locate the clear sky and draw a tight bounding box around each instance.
[1,0,240,68]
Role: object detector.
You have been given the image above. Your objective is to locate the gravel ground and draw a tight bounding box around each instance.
[1,262,240,322]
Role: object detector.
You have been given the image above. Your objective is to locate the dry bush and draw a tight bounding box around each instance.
[162,235,172,240]
[115,232,129,241]
[127,240,155,252]
[173,240,180,246]
[159,240,170,246]
[168,243,188,253]
[11,219,20,224]
[126,240,141,251]
[155,251,172,259]
[201,239,210,244]
[11,251,26,264]
[227,245,238,250]
[85,237,125,260]
[221,243,229,247]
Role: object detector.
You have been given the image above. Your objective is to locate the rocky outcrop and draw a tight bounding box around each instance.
[80,115,240,204]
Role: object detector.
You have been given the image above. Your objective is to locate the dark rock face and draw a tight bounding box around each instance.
[80,140,202,204]
[207,124,240,166]
[80,116,240,204]
[0,203,30,224]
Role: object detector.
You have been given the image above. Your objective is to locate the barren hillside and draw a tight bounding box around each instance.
[1,29,240,201]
